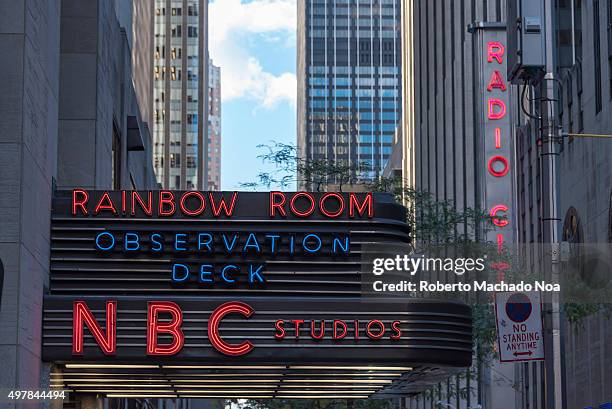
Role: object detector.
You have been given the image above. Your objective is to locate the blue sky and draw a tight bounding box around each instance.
[208,0,297,190]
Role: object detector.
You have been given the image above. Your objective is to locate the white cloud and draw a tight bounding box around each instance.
[209,0,297,108]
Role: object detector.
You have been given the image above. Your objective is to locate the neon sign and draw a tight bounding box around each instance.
[71,300,403,357]
[46,190,421,363]
[71,190,372,287]
[72,190,374,219]
[483,37,512,250]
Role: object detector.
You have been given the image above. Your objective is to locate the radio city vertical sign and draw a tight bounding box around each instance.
[479,27,515,248]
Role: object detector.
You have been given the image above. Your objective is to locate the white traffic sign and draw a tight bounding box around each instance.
[494,291,544,362]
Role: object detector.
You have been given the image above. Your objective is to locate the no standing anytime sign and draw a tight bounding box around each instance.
[494,291,545,363]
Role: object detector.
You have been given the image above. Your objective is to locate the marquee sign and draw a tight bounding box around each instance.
[43,190,472,398]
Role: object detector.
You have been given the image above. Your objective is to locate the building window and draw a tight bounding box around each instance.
[609,57,612,99]
[563,206,583,276]
[594,0,603,113]
[170,153,181,168]
[576,60,584,132]
[575,0,583,60]
[608,0,612,98]
[112,122,121,189]
[188,5,198,16]
[609,190,612,242]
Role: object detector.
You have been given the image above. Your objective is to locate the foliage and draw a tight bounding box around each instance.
[370,177,495,245]
[564,303,612,324]
[239,142,373,191]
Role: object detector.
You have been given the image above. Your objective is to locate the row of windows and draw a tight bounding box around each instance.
[311,0,396,4]
[309,99,398,110]
[310,88,398,98]
[308,122,397,134]
[309,133,394,143]
[154,67,199,82]
[311,16,396,25]
[154,92,199,103]
[312,6,396,16]
[309,119,396,131]
[306,145,393,156]
[154,154,198,169]
[358,146,393,155]
[155,6,199,16]
[310,0,400,15]
[309,29,397,38]
[310,100,398,110]
[310,77,397,86]
[309,66,399,74]
[308,109,397,122]
[309,87,398,96]
[167,25,199,38]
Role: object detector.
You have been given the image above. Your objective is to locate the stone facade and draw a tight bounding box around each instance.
[512,1,612,408]
[0,0,157,407]
[0,0,61,399]
[397,1,519,409]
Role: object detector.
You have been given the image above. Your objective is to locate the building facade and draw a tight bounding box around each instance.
[297,0,402,182]
[395,1,519,408]
[512,1,612,408]
[395,1,612,409]
[0,0,165,407]
[208,59,221,190]
[153,0,210,190]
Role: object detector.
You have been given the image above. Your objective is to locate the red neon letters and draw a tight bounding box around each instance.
[207,301,255,356]
[487,155,510,177]
[146,301,184,355]
[487,99,507,120]
[72,300,117,355]
[269,192,373,219]
[490,204,509,227]
[485,41,511,240]
[273,319,401,341]
[71,301,404,356]
[72,189,89,215]
[208,301,254,356]
[487,41,505,64]
[179,191,206,216]
[487,70,507,92]
[71,191,372,219]
[210,192,238,216]
[159,190,176,216]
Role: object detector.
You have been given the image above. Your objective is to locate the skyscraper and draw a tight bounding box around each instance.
[297,0,402,182]
[208,59,222,190]
[153,0,210,190]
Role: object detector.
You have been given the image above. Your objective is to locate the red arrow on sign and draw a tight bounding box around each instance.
[513,351,533,357]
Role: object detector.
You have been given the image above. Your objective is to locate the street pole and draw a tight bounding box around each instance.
[539,0,564,408]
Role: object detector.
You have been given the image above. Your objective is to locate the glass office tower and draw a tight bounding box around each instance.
[297,0,402,182]
[153,0,210,190]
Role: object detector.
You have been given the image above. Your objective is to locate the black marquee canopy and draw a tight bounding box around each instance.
[43,190,472,399]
